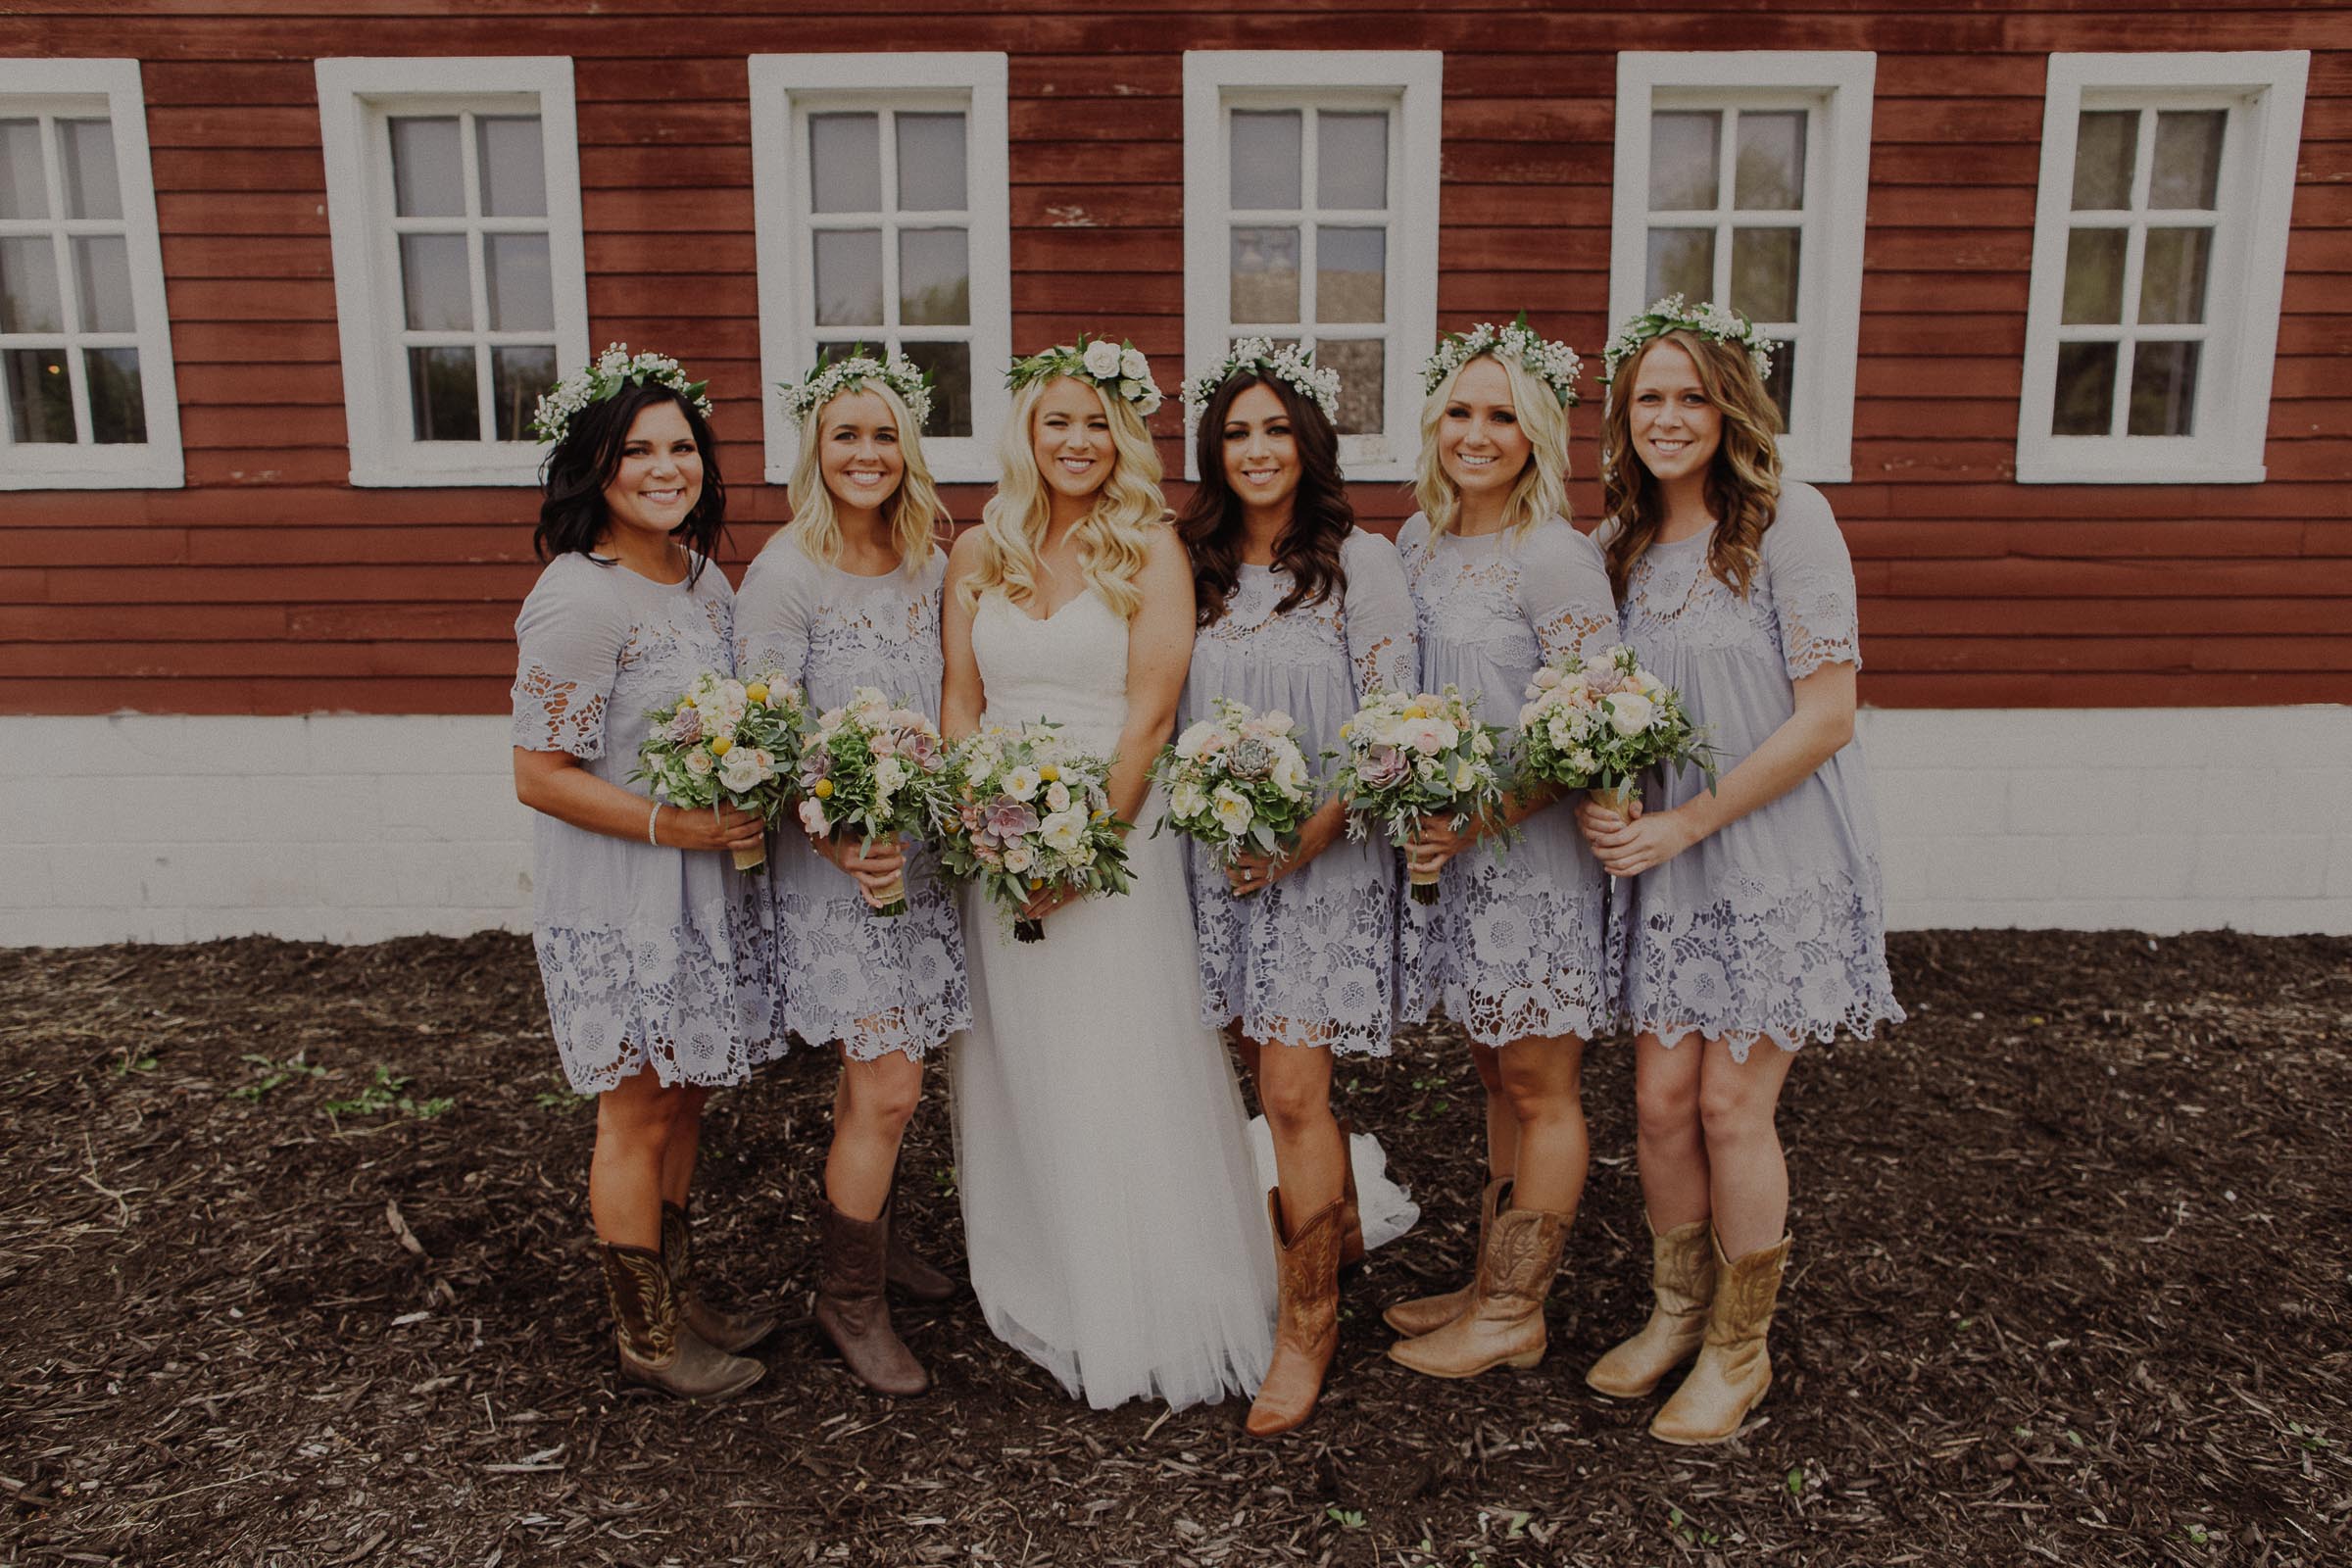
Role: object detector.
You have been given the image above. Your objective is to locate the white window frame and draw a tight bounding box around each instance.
[749,53,1010,486]
[1609,51,1876,486]
[2016,52,2308,485]
[1182,51,1443,482]
[0,58,182,490]
[315,56,588,488]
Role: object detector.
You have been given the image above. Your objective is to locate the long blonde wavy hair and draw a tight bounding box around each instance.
[1412,353,1572,541]
[959,375,1164,620]
[1599,330,1783,599]
[766,381,947,574]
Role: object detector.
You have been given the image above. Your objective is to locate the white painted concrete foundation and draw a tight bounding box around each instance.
[2,708,2347,946]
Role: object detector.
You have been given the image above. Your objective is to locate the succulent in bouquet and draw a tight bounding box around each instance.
[1149,698,1318,889]
[939,719,1134,943]
[1332,686,1508,905]
[633,667,807,871]
[793,686,956,918]
[1515,643,1715,825]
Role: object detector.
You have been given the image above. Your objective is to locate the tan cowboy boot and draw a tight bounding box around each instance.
[1336,1117,1365,1269]
[883,1157,959,1302]
[1585,1217,1714,1398]
[1383,1176,1509,1337]
[1386,1198,1570,1378]
[1245,1191,1344,1438]
[1650,1231,1792,1446]
[598,1241,765,1401]
[662,1200,778,1353]
[813,1198,930,1396]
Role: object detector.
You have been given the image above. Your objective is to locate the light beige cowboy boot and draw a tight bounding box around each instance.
[1245,1191,1344,1438]
[1650,1231,1792,1445]
[1383,1176,1508,1337]
[597,1241,765,1401]
[1386,1197,1570,1378]
[812,1197,931,1396]
[1336,1117,1365,1269]
[662,1200,778,1353]
[1585,1216,1714,1398]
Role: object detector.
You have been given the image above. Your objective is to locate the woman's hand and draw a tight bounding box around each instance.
[811,831,908,909]
[1586,806,1698,878]
[1403,811,1484,880]
[1225,809,1340,897]
[1018,879,1084,923]
[660,802,767,855]
[1574,794,1643,847]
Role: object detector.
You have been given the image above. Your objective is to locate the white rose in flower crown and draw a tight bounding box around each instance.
[1605,691,1655,736]
[1120,346,1149,380]
[798,798,829,837]
[1172,780,1209,820]
[1045,779,1072,813]
[1003,765,1041,802]
[1040,810,1084,853]
[1137,386,1164,416]
[1082,339,1124,378]
[1003,843,1036,874]
[685,748,716,777]
[1211,785,1253,835]
[1173,719,1216,760]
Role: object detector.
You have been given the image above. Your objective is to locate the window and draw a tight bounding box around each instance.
[1610,53,1876,484]
[750,53,1010,484]
[0,59,181,490]
[1183,52,1442,480]
[2018,52,2308,484]
[316,57,588,487]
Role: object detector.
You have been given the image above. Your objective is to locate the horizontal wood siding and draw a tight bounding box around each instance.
[1,3,2347,712]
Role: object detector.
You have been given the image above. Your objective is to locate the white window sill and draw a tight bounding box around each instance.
[0,458,186,490]
[348,458,544,488]
[2015,459,2267,486]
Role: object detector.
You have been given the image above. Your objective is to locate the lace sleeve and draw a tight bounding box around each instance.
[510,559,624,758]
[1765,487,1862,678]
[1340,530,1419,697]
[1520,520,1621,665]
[732,548,814,685]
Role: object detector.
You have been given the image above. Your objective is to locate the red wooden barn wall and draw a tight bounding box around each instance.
[1,3,2347,714]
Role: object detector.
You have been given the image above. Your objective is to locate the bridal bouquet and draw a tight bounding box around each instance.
[1149,698,1317,885]
[634,668,808,871]
[940,719,1134,943]
[1515,643,1715,821]
[1333,686,1508,904]
[795,686,956,918]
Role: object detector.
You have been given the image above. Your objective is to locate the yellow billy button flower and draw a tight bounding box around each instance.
[1028,877,1045,892]
[812,778,834,799]
[678,694,696,708]
[745,681,769,704]
[1339,720,1352,739]
[709,735,732,757]
[1039,763,1060,783]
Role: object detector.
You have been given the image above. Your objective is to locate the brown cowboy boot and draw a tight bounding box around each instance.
[1383,1176,1509,1337]
[1650,1231,1792,1446]
[662,1200,778,1353]
[882,1157,958,1302]
[1386,1196,1570,1379]
[1245,1190,1343,1438]
[813,1198,930,1396]
[1585,1216,1715,1398]
[1335,1117,1365,1269]
[597,1241,765,1401]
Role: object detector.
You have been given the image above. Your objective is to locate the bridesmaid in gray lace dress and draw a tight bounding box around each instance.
[1171,345,1416,1436]
[1578,303,1902,1446]
[736,353,970,1396]
[510,354,771,1402]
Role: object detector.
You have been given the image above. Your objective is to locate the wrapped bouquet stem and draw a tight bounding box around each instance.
[1150,698,1317,897]
[1516,643,1716,868]
[1333,687,1508,905]
[634,668,807,872]
[940,719,1133,943]
[796,687,956,918]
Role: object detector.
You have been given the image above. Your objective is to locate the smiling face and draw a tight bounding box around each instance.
[1218,381,1300,519]
[1030,375,1115,504]
[1627,338,1724,486]
[599,398,703,546]
[815,388,905,517]
[1436,356,1533,514]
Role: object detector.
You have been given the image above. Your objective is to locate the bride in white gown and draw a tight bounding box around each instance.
[940,347,1276,1409]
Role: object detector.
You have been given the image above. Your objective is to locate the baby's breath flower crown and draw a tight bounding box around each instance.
[1421,312,1584,409]
[1182,336,1342,428]
[530,344,711,447]
[777,345,935,431]
[1602,295,1776,384]
[1006,333,1165,417]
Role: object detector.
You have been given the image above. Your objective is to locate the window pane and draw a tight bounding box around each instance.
[1644,227,1714,302]
[485,232,554,330]
[1230,111,1301,210]
[899,227,970,326]
[1734,111,1806,211]
[2052,340,2117,436]
[816,339,863,365]
[492,344,557,441]
[1231,226,1299,323]
[896,112,967,211]
[0,120,44,220]
[1730,228,1799,323]
[812,228,883,326]
[408,345,480,440]
[2060,228,2126,324]
[85,346,145,443]
[1762,339,1794,435]
[0,236,63,332]
[1647,111,1720,211]
[1317,337,1384,436]
[900,339,973,438]
[2127,340,2199,436]
[2150,111,2225,210]
[4,348,74,443]
[809,113,882,214]
[2071,111,2136,210]
[60,120,122,220]
[475,116,547,218]
[399,233,474,330]
[73,235,135,333]
[1316,226,1385,323]
[1317,112,1388,210]
[390,117,466,218]
[2139,228,2212,326]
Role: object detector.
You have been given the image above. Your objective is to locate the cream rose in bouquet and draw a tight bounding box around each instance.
[1149,698,1317,889]
[794,685,956,917]
[1516,643,1715,824]
[939,718,1134,943]
[1332,686,1508,905]
[634,667,808,871]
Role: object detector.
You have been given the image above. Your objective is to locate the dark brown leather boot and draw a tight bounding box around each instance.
[814,1199,930,1396]
[597,1241,764,1401]
[662,1200,778,1353]
[1245,1190,1343,1438]
[882,1158,958,1302]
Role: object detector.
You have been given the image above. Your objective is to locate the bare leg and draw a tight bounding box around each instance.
[1494,1033,1588,1217]
[661,1085,709,1210]
[590,1068,677,1250]
[1634,1032,1710,1231]
[825,1046,925,1222]
[1468,1041,1520,1182]
[1697,1038,1799,1255]
[1252,1036,1344,1233]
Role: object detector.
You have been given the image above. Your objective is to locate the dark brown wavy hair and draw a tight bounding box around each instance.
[1175,372,1354,628]
[534,382,727,586]
[1599,329,1781,601]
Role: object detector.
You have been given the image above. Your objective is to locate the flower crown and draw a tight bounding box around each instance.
[1182,336,1342,428]
[1006,333,1165,417]
[530,344,711,446]
[1421,313,1583,409]
[1603,295,1776,383]
[777,345,934,430]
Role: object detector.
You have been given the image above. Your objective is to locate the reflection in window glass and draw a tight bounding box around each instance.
[2071,111,2136,210]
[809,113,882,214]
[0,120,45,220]
[1316,113,1388,209]
[85,346,145,443]
[1317,337,1384,436]
[901,340,973,437]
[813,228,883,326]
[475,117,547,218]
[1645,227,1714,302]
[2138,228,2211,325]
[485,233,554,332]
[2052,340,2117,435]
[399,233,473,331]
[408,346,480,441]
[1231,226,1300,322]
[896,113,967,211]
[1230,110,1301,209]
[1647,111,1719,210]
[1315,226,1385,323]
[2150,111,2225,210]
[2060,228,2126,324]
[899,227,970,325]
[1730,228,1799,322]
[0,234,63,333]
[4,347,73,442]
[72,234,135,332]
[59,119,122,220]
[390,117,465,218]
[1734,112,1805,211]
[2127,340,2198,436]
[492,345,556,441]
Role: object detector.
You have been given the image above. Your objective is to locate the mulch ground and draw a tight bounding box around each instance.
[1,930,2347,1568]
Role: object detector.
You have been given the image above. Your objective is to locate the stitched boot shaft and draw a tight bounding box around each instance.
[1336,1118,1365,1270]
[883,1157,959,1303]
[1650,1231,1792,1446]
[662,1200,779,1353]
[1383,1176,1510,1338]
[1245,1191,1344,1438]
[814,1198,931,1396]
[1585,1217,1715,1398]
[597,1241,765,1401]
[1386,1201,1570,1379]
